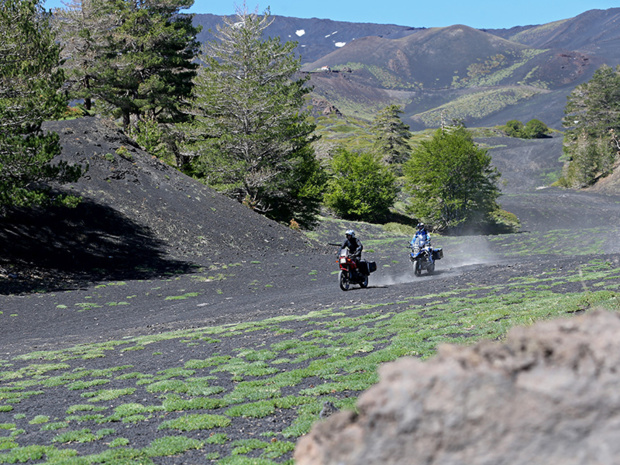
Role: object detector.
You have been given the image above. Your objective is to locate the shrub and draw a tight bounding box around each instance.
[486,208,521,234]
[324,148,398,222]
[504,119,525,137]
[524,119,550,138]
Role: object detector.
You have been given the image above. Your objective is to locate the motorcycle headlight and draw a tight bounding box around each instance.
[340,257,347,264]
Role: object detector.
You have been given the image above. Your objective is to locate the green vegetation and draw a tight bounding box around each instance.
[54,0,200,130]
[560,64,620,188]
[413,86,543,127]
[503,119,550,139]
[403,126,501,231]
[0,0,82,212]
[181,8,325,229]
[324,148,398,222]
[370,104,412,167]
[453,49,547,89]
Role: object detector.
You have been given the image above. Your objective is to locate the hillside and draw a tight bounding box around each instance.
[192,13,420,64]
[301,22,596,129]
[192,8,620,130]
[0,117,323,292]
[2,117,620,464]
[488,7,620,60]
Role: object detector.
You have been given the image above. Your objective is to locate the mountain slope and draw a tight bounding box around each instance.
[489,8,620,60]
[301,24,594,128]
[302,25,539,88]
[192,13,420,64]
[0,118,323,291]
[192,9,620,130]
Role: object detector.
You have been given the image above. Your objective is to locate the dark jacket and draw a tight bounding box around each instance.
[341,237,363,257]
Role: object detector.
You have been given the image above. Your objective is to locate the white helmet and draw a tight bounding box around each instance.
[345,229,355,238]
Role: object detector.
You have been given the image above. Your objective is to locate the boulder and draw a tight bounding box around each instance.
[295,309,620,465]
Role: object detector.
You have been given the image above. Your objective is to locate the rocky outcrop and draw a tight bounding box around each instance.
[311,97,342,116]
[295,309,620,465]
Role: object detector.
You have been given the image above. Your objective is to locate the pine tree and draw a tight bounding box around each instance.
[0,0,82,213]
[51,0,113,112]
[561,64,620,187]
[69,0,202,129]
[370,104,411,166]
[182,7,325,228]
[403,127,500,231]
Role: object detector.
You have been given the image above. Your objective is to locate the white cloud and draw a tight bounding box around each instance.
[295,29,305,37]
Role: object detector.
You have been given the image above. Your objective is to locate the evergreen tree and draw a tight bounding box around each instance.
[52,0,112,112]
[370,104,411,166]
[561,64,620,187]
[183,7,325,228]
[403,127,500,231]
[0,0,82,213]
[324,148,397,223]
[85,0,201,129]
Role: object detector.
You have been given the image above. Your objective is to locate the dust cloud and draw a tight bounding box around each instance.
[370,237,502,287]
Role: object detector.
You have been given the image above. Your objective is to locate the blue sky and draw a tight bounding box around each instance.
[43,1,619,29]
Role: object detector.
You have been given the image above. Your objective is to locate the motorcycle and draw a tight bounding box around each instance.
[335,248,376,291]
[409,237,442,277]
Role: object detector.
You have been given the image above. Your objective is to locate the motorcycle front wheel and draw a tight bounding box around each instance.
[413,259,421,277]
[339,270,350,291]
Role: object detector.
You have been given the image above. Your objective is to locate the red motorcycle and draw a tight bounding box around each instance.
[336,248,376,291]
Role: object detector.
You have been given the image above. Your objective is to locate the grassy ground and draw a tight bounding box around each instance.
[1,221,620,464]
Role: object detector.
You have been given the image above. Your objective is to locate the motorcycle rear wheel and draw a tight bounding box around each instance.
[339,271,350,291]
[428,262,435,274]
[360,274,369,288]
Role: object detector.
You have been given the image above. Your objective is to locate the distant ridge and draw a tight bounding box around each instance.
[191,8,620,130]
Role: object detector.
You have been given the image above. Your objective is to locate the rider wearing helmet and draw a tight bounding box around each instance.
[411,223,433,264]
[342,229,363,262]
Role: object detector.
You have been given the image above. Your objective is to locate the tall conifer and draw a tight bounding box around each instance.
[183,7,325,228]
[0,0,81,213]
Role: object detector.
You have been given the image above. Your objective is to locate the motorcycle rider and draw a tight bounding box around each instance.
[411,223,433,264]
[341,229,363,264]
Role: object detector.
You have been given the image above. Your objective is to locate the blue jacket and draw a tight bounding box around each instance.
[411,230,431,247]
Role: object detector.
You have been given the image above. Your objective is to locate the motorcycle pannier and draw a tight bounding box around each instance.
[359,260,377,275]
[432,248,443,260]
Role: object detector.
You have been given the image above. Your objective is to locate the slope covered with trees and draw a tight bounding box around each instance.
[560,65,620,188]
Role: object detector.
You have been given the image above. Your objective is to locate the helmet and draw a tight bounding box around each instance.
[417,223,425,230]
[345,229,355,238]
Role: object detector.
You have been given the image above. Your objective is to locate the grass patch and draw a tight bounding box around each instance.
[158,414,232,431]
[1,250,619,462]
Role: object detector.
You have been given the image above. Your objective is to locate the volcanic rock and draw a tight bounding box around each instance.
[295,309,620,465]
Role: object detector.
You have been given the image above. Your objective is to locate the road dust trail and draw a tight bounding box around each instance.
[370,237,507,288]
[440,236,504,269]
[372,271,415,287]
